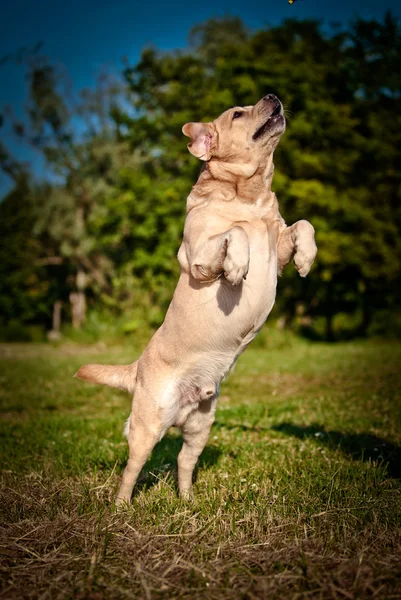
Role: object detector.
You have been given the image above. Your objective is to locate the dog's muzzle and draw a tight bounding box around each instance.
[253,94,285,140]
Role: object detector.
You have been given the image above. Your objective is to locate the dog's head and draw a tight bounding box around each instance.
[182,94,285,171]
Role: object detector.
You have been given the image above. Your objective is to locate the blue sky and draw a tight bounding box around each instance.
[1,0,400,196]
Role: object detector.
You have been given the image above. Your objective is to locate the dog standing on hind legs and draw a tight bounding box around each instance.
[76,94,317,505]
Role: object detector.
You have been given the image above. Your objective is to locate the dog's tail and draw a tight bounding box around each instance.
[74,360,138,394]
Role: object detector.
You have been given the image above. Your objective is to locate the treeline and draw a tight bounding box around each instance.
[0,15,400,342]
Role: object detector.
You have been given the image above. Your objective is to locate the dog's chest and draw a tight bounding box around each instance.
[247,220,277,278]
[237,223,279,330]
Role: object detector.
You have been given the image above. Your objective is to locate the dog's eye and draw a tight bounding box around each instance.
[232,111,244,120]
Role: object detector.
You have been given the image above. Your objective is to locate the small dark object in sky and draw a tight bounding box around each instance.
[288,0,304,4]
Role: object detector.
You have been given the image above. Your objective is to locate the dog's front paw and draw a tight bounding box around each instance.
[223,252,249,285]
[294,245,317,277]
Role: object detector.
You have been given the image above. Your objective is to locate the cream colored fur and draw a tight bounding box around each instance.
[75,94,317,504]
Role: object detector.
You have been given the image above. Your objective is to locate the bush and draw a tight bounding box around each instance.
[0,321,46,342]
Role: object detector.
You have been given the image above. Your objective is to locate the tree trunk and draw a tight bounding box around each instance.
[47,300,63,341]
[52,300,62,332]
[70,269,87,329]
[69,292,86,328]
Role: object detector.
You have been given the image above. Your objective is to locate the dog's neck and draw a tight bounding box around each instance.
[187,155,277,214]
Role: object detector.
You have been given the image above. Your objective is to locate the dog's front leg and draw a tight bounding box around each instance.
[278,220,317,277]
[190,226,250,285]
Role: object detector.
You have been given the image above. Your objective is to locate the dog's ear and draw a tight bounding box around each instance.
[182,122,215,160]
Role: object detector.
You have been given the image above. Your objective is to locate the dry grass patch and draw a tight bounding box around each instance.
[1,471,400,599]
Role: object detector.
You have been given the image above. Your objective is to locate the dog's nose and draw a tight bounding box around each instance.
[263,94,277,102]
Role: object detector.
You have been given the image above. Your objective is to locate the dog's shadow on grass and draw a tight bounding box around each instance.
[132,433,222,494]
[214,420,270,433]
[272,422,401,479]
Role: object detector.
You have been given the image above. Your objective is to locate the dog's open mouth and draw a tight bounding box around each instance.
[252,104,284,140]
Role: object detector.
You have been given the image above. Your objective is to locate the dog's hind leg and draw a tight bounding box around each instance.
[177,397,217,499]
[116,387,170,506]
[116,415,163,506]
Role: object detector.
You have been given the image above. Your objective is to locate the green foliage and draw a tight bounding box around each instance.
[0,184,52,327]
[1,14,400,339]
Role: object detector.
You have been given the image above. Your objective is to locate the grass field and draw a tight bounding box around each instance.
[1,337,401,599]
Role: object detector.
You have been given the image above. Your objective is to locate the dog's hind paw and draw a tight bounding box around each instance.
[114,495,132,511]
[179,488,194,501]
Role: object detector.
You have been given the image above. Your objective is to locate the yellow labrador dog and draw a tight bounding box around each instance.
[76,94,317,504]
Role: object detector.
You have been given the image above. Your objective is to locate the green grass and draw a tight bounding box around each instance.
[1,337,401,599]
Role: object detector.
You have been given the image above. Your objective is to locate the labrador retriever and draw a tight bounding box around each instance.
[76,94,317,504]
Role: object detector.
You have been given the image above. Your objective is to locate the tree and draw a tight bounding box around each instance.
[0,183,51,335]
[5,57,137,329]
